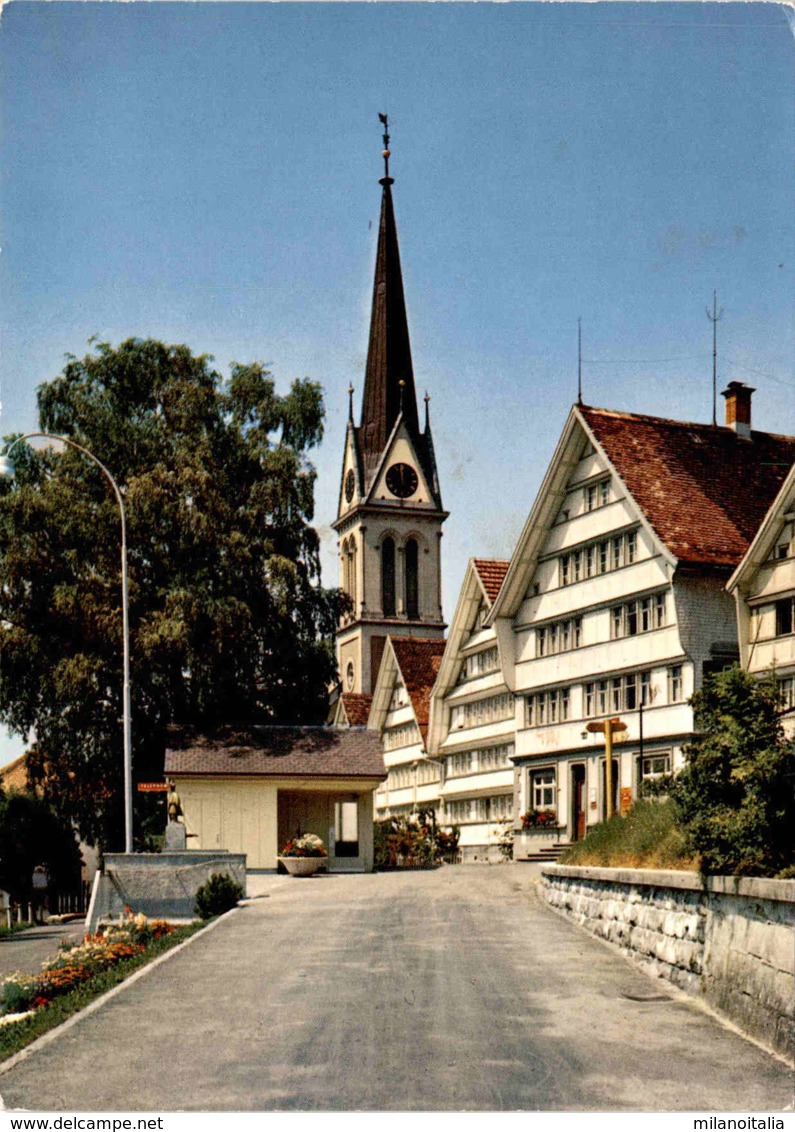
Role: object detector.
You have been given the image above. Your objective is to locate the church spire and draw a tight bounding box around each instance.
[359,115,420,474]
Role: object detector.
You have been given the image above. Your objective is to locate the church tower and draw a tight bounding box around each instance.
[332,118,447,696]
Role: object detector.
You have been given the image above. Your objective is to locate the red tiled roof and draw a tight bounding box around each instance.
[165,726,385,780]
[390,637,446,740]
[340,693,373,727]
[473,559,510,604]
[580,406,795,569]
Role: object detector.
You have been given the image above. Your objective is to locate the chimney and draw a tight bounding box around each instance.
[721,381,755,439]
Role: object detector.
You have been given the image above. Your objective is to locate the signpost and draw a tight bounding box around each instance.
[585,717,627,820]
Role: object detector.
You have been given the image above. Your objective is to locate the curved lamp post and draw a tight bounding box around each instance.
[0,434,133,854]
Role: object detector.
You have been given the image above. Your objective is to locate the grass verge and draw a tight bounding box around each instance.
[0,921,204,1062]
[559,798,699,870]
[0,922,34,940]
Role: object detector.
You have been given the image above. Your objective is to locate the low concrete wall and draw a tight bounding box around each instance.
[541,864,795,1062]
[86,851,247,932]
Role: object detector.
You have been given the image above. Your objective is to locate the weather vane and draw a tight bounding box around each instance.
[379,112,391,180]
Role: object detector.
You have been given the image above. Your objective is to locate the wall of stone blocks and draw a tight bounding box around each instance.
[540,865,795,1062]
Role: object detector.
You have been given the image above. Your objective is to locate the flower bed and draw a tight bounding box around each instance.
[0,911,174,1017]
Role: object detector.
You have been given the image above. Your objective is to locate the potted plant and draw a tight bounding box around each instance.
[277,832,328,877]
[520,809,559,830]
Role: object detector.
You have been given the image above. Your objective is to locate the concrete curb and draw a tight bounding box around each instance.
[0,903,244,1079]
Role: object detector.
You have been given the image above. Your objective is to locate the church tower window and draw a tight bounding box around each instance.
[382,538,396,617]
[405,538,419,620]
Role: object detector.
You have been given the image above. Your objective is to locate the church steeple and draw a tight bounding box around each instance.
[332,117,447,698]
[360,122,420,477]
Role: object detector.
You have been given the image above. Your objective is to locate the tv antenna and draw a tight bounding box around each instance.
[706,291,724,426]
[577,318,583,405]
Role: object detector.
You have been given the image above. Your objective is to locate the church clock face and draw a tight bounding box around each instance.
[344,468,355,503]
[385,462,418,499]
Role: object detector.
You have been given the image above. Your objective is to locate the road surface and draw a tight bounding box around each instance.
[0,867,791,1111]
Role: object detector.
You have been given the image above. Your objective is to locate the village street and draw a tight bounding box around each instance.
[0,866,791,1112]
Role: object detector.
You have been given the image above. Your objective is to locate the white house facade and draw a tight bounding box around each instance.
[426,559,515,862]
[728,459,795,734]
[485,384,795,860]
[368,636,445,820]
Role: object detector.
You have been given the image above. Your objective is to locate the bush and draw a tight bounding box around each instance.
[560,799,694,870]
[671,666,795,877]
[373,813,459,869]
[193,873,243,919]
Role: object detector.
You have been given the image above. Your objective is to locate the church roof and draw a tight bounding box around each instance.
[473,559,510,604]
[580,406,795,569]
[339,693,373,727]
[165,726,385,780]
[390,637,446,739]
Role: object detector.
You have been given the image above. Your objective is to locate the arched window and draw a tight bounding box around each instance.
[405,538,419,620]
[382,537,396,617]
[349,539,357,611]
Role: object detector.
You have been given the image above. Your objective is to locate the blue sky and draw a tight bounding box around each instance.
[1,2,793,764]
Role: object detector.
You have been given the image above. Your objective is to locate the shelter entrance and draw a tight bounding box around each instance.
[277,790,366,873]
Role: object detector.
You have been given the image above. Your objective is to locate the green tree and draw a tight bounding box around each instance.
[672,665,795,877]
[0,791,82,904]
[0,338,343,849]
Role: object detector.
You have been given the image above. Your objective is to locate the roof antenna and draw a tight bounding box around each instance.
[577,318,583,405]
[706,290,724,426]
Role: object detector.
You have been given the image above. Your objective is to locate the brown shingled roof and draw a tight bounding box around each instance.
[340,693,373,727]
[473,559,510,604]
[580,406,795,569]
[390,637,446,741]
[165,726,385,780]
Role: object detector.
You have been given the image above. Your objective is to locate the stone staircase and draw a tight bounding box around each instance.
[521,841,572,864]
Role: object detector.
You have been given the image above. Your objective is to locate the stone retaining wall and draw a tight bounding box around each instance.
[540,865,795,1062]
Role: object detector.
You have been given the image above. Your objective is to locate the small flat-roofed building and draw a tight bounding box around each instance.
[165,725,385,872]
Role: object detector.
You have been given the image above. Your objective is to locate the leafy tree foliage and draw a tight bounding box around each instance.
[0,791,82,903]
[672,665,795,877]
[0,339,343,849]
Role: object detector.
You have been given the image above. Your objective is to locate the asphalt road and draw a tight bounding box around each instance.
[0,866,791,1112]
[0,919,86,982]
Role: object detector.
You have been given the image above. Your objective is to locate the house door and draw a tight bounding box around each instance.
[571,765,586,841]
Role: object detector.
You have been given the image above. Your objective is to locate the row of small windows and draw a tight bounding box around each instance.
[533,593,667,657]
[611,593,666,638]
[457,645,500,683]
[444,794,514,824]
[385,760,440,791]
[525,665,684,727]
[383,721,420,751]
[450,693,514,731]
[560,529,637,587]
[537,617,582,657]
[446,743,514,778]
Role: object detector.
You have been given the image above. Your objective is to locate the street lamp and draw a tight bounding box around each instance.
[0,434,133,854]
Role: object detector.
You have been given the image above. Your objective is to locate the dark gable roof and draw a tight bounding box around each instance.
[165,726,385,780]
[340,693,373,727]
[390,637,446,739]
[581,406,795,569]
[473,559,510,604]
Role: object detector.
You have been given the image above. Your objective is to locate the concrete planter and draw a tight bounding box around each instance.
[278,856,324,877]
